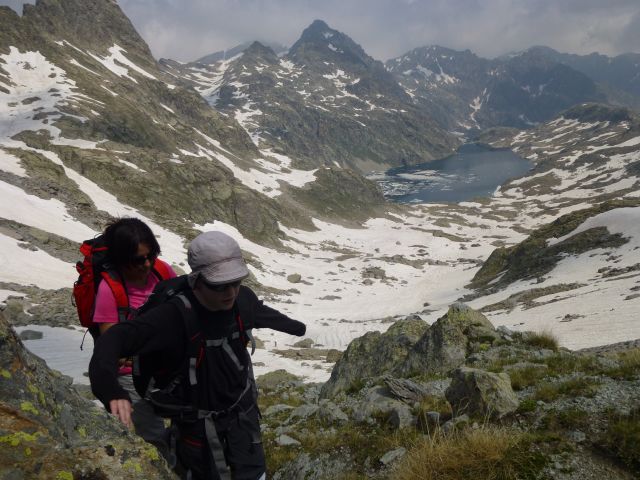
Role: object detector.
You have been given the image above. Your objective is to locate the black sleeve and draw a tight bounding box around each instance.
[242,287,306,336]
[88,302,185,409]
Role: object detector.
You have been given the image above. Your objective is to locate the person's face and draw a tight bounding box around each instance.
[121,243,155,283]
[193,279,241,312]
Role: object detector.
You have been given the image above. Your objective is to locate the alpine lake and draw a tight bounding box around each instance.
[368,143,533,204]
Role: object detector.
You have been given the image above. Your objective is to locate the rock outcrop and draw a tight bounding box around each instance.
[319,317,428,398]
[320,304,498,398]
[261,304,640,479]
[0,312,176,479]
[445,367,519,419]
[399,303,498,376]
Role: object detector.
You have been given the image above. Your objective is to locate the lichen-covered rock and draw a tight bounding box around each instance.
[398,303,498,376]
[272,452,353,480]
[445,367,519,419]
[317,400,349,425]
[351,386,413,426]
[256,369,303,391]
[0,312,176,479]
[319,317,428,398]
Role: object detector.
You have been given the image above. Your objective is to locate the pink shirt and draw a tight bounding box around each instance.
[93,265,176,374]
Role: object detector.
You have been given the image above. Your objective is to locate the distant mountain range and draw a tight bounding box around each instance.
[163,21,640,173]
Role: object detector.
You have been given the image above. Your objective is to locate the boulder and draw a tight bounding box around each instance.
[445,367,519,419]
[0,312,175,479]
[384,376,431,403]
[398,303,498,376]
[277,434,301,447]
[256,369,302,391]
[388,404,415,429]
[379,446,407,466]
[351,386,414,427]
[293,338,314,348]
[320,317,428,398]
[317,400,349,425]
[287,404,319,423]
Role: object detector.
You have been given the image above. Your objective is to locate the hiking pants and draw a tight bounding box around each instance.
[174,405,266,480]
[118,374,170,460]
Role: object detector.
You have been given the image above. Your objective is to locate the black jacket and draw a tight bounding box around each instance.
[89,285,305,410]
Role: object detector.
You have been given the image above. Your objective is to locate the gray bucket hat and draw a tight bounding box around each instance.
[187,231,249,286]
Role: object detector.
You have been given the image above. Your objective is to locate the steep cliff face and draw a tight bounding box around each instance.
[0,311,176,479]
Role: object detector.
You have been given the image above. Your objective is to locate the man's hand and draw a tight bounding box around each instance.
[109,399,133,429]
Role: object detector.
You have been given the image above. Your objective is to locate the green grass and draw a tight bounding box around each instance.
[263,416,422,477]
[524,330,559,351]
[414,395,453,432]
[539,408,590,431]
[603,348,640,380]
[597,409,640,474]
[533,377,601,402]
[392,426,549,480]
[508,366,549,391]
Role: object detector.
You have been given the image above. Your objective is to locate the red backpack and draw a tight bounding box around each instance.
[72,235,173,342]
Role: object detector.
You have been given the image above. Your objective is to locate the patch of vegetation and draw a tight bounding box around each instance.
[346,378,367,395]
[537,353,601,377]
[508,366,549,391]
[257,387,305,415]
[469,200,640,292]
[603,348,640,380]
[517,398,538,414]
[533,377,601,402]
[524,330,559,351]
[264,417,419,478]
[392,426,549,480]
[415,395,453,432]
[597,409,640,474]
[539,408,590,431]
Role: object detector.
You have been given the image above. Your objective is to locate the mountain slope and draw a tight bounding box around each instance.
[387,46,608,132]
[162,20,460,173]
[528,46,640,99]
[1,0,395,257]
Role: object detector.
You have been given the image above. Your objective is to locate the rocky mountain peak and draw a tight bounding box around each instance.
[288,19,371,68]
[242,40,279,63]
[193,41,288,65]
[19,0,154,61]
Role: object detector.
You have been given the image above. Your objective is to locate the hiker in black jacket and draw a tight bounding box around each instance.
[89,231,306,480]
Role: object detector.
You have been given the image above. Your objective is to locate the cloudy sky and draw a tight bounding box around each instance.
[3,0,639,62]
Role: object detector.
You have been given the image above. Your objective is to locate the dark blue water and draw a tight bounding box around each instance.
[368,144,532,203]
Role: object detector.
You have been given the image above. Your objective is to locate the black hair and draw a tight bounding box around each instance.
[103,217,161,267]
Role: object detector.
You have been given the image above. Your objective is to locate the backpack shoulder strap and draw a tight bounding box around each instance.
[151,258,173,281]
[100,270,129,323]
[236,288,256,354]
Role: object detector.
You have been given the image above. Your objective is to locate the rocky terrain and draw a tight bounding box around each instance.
[1,1,640,477]
[257,304,640,479]
[3,298,639,479]
[0,310,176,479]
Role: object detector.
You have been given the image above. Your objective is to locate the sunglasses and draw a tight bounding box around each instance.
[130,254,157,266]
[201,279,242,292]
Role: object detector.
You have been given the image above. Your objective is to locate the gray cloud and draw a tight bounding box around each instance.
[1,0,638,61]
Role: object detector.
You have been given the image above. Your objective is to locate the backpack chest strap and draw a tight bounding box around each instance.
[204,338,244,371]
